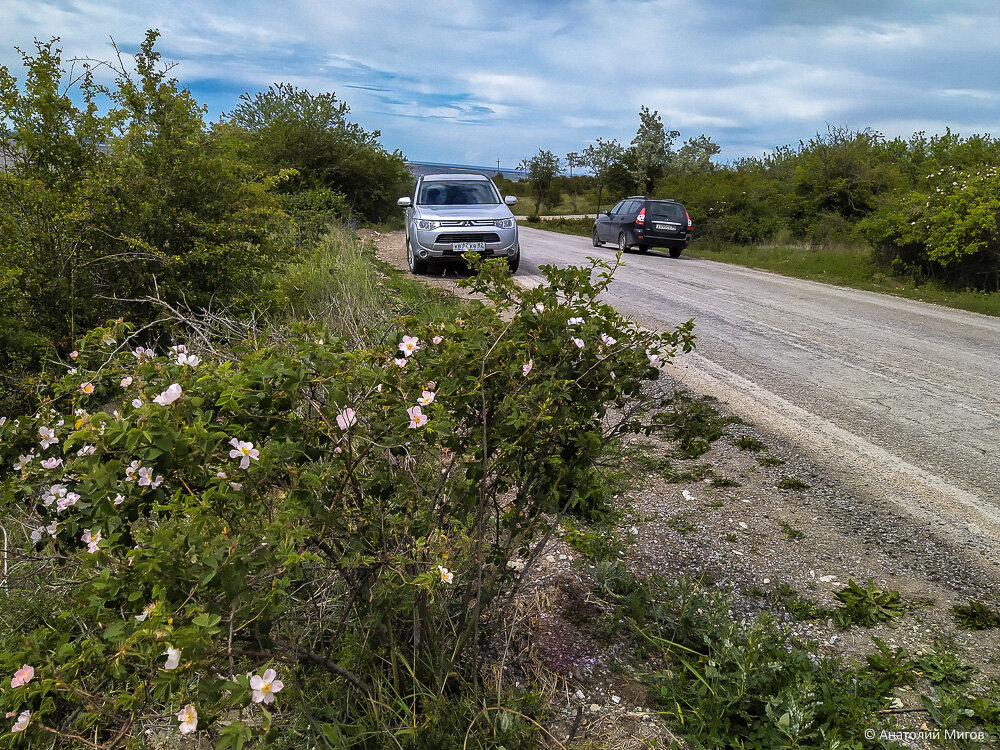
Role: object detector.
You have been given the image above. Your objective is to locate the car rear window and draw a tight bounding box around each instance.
[647,201,686,221]
[418,181,500,205]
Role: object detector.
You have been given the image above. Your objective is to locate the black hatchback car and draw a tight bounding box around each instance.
[592,196,692,257]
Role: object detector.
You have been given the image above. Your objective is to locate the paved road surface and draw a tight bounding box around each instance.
[517,226,1000,555]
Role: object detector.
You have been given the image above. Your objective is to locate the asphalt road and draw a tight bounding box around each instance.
[517,226,1000,552]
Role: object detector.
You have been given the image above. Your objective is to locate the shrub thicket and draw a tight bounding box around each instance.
[0,252,694,746]
[0,32,416,415]
[514,122,1000,291]
[220,83,412,225]
[0,32,288,413]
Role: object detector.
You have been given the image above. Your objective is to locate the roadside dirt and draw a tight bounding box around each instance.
[361,228,1000,748]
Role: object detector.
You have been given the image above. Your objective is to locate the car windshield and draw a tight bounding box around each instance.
[647,201,686,221]
[418,180,500,205]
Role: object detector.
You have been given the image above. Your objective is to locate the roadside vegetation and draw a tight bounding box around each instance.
[505,116,1000,315]
[2,30,1000,749]
[0,33,409,415]
[519,217,1000,317]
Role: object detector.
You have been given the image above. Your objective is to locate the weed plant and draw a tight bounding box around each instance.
[834,580,905,627]
[778,520,805,541]
[731,435,768,452]
[953,601,1000,629]
[653,392,733,459]
[593,575,902,747]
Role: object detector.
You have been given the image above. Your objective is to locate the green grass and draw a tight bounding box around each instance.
[687,239,1000,317]
[777,520,805,541]
[278,224,465,344]
[521,216,594,237]
[520,221,1000,317]
[776,476,810,491]
[756,456,785,467]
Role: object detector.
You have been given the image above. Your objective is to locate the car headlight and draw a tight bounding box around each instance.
[494,218,515,229]
[416,219,440,231]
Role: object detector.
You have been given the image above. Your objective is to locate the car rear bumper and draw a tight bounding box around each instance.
[635,230,691,249]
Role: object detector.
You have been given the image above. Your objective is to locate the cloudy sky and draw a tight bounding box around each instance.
[2,0,999,168]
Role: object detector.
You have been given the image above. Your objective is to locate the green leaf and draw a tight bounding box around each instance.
[192,613,221,628]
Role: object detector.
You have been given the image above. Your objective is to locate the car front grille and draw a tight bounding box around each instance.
[438,220,497,227]
[435,233,501,244]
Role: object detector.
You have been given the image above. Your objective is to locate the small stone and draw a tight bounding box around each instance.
[545,555,556,563]
[589,703,601,713]
[575,689,585,700]
[611,695,621,704]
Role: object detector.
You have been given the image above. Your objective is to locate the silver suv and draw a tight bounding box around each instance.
[397,173,520,273]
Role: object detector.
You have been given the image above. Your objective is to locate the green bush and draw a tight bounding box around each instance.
[0,32,288,416]
[278,187,349,231]
[0,256,693,746]
[222,83,412,223]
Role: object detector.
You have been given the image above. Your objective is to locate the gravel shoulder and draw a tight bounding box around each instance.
[362,228,1000,747]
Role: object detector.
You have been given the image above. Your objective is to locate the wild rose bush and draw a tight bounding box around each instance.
[0,258,694,746]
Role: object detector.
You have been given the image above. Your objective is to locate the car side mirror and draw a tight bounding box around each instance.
[397,196,412,207]
[504,195,518,206]
[603,210,611,216]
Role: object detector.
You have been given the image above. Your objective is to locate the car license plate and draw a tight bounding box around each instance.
[452,242,486,252]
[654,222,680,231]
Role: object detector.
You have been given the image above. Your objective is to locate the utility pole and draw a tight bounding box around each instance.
[497,157,501,175]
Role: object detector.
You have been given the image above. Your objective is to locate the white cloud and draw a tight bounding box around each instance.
[0,0,998,165]
[937,89,1000,101]
[462,73,552,106]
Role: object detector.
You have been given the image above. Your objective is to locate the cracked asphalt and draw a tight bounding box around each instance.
[515,226,1000,563]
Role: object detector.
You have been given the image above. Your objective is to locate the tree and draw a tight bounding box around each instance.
[581,138,626,213]
[791,126,899,219]
[222,83,411,222]
[524,149,562,214]
[629,106,679,193]
[566,150,581,177]
[674,134,721,174]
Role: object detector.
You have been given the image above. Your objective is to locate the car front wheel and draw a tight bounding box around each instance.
[406,235,428,274]
[592,227,603,247]
[507,247,520,273]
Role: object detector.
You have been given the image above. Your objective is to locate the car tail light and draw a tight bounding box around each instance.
[686,212,692,230]
[635,207,646,225]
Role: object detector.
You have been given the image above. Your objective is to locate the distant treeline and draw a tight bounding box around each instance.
[0,31,410,411]
[504,117,1000,294]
